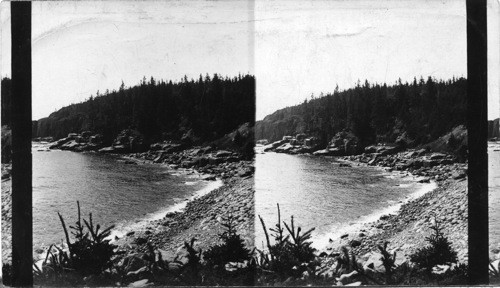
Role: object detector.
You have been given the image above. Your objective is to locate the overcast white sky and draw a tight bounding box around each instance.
[0,0,499,120]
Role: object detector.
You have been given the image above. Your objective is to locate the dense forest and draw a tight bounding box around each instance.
[25,74,254,145]
[256,77,468,148]
[1,77,12,127]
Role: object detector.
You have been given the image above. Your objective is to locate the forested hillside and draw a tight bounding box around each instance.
[256,77,467,148]
[30,74,255,144]
[1,78,12,127]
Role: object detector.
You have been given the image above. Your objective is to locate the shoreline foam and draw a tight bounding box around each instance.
[107,178,223,241]
[311,170,438,250]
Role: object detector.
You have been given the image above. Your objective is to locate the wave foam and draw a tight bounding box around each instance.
[312,180,437,250]
[108,179,223,241]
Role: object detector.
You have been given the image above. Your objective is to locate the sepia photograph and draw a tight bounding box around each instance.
[0,0,498,286]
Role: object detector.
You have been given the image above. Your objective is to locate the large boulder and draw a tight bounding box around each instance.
[215,150,232,158]
[60,140,80,150]
[328,131,361,155]
[89,134,103,144]
[113,129,146,153]
[275,143,294,153]
[256,139,269,145]
[313,148,343,156]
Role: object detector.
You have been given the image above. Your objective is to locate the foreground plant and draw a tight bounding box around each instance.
[256,204,331,285]
[33,201,117,286]
[410,218,458,273]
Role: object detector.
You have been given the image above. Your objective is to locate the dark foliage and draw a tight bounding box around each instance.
[199,214,255,286]
[33,201,117,286]
[410,219,458,272]
[29,74,255,146]
[256,204,322,284]
[1,126,11,163]
[26,201,479,286]
[203,214,252,269]
[1,78,11,127]
[2,263,12,286]
[256,77,466,147]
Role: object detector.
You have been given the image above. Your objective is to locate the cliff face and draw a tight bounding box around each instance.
[489,118,500,139]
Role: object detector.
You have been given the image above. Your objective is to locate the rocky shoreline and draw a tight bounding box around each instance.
[303,148,471,274]
[2,134,497,282]
[111,146,255,264]
[3,136,256,271]
[1,175,12,265]
[38,139,254,272]
[258,130,472,271]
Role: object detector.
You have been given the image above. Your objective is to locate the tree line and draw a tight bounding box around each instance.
[256,76,467,147]
[26,74,255,144]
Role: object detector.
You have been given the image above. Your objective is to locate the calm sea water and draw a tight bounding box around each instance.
[24,143,500,254]
[32,143,221,251]
[489,143,500,251]
[255,151,436,250]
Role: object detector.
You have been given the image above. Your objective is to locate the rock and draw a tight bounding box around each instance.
[127,266,148,277]
[422,160,438,168]
[126,231,136,236]
[165,212,177,218]
[313,149,331,156]
[99,146,117,153]
[237,168,253,177]
[363,253,386,273]
[430,153,447,160]
[336,270,358,285]
[60,140,80,150]
[215,150,232,158]
[275,143,294,153]
[452,171,466,179]
[364,146,377,153]
[340,234,349,239]
[416,148,427,156]
[128,279,151,287]
[67,133,78,139]
[120,254,149,274]
[256,139,269,145]
[318,251,328,257]
[329,131,361,155]
[202,175,216,181]
[350,239,361,247]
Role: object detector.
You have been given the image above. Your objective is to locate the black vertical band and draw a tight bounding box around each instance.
[10,1,32,286]
[466,0,488,284]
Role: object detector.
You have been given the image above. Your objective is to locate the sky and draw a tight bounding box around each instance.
[1,1,255,120]
[0,0,499,120]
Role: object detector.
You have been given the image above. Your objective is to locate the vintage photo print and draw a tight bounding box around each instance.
[0,0,499,286]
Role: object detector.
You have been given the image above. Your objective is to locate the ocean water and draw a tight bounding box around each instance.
[255,151,436,250]
[32,143,221,251]
[489,142,500,251]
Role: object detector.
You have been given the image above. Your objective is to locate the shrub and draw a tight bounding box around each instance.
[203,214,252,269]
[33,201,116,285]
[410,219,458,272]
[256,204,321,284]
